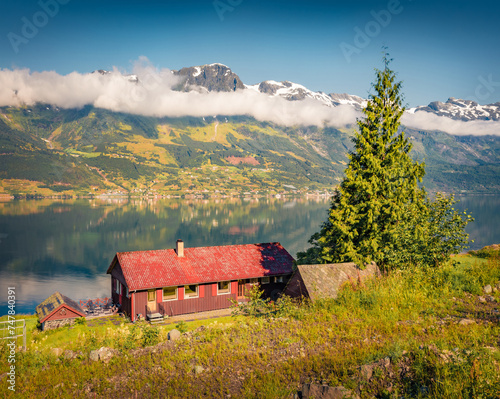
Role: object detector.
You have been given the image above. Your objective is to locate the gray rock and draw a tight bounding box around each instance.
[89,347,117,363]
[486,295,496,302]
[484,285,493,294]
[301,383,358,399]
[89,349,99,362]
[194,365,205,374]
[459,318,476,326]
[478,296,487,303]
[51,348,63,357]
[63,350,75,359]
[360,364,374,381]
[168,328,181,341]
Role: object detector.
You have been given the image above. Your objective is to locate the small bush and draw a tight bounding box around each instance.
[142,325,159,347]
[175,321,188,334]
[74,317,86,326]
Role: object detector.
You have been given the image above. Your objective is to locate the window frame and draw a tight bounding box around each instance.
[115,279,121,294]
[184,284,199,299]
[261,276,270,285]
[249,278,258,285]
[147,289,156,302]
[162,286,178,301]
[217,281,231,295]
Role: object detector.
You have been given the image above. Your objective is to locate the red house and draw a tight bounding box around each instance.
[107,240,295,322]
[36,291,86,330]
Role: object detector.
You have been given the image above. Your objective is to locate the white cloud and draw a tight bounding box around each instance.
[401,111,500,136]
[1,57,499,135]
[0,58,359,128]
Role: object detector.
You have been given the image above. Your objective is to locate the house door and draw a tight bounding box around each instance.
[237,280,245,298]
[147,289,157,314]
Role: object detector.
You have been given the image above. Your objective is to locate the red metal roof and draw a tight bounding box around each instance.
[107,242,295,292]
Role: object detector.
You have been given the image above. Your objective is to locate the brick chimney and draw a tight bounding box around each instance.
[176,239,184,257]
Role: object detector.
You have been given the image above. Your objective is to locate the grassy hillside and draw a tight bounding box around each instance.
[2,253,499,397]
[1,105,499,196]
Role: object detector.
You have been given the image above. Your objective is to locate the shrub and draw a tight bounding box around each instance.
[175,321,188,334]
[141,325,159,347]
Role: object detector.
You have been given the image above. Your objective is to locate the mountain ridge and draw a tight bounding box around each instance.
[169,63,500,123]
[93,63,500,124]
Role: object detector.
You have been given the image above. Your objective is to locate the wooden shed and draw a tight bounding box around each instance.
[36,291,86,331]
[107,240,295,321]
[284,262,380,301]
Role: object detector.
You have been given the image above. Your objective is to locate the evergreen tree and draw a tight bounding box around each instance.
[297,55,472,269]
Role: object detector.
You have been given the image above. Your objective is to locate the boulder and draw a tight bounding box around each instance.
[194,365,205,374]
[89,347,118,363]
[458,318,476,326]
[301,383,358,399]
[360,364,374,381]
[51,348,63,357]
[168,329,181,341]
[483,285,493,294]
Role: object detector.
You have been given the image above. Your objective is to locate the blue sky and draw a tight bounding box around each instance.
[1,0,499,107]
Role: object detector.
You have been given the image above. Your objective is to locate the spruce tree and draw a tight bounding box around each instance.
[298,54,473,269]
[298,55,426,269]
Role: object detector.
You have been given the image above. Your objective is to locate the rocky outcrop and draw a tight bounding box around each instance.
[89,347,119,363]
[300,383,358,399]
[173,64,245,92]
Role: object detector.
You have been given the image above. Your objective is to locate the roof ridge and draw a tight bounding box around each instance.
[116,242,282,256]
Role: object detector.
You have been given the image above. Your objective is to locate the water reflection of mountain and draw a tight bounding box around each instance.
[454,195,500,251]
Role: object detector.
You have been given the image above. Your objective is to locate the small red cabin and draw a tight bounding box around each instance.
[107,240,295,321]
[36,291,86,330]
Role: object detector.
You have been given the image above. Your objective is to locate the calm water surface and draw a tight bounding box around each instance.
[0,195,498,315]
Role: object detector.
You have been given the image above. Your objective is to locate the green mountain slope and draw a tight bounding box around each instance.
[0,105,499,196]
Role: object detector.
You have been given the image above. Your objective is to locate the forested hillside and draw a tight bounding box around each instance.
[0,104,499,196]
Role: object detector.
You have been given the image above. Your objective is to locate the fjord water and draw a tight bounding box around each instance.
[0,195,498,315]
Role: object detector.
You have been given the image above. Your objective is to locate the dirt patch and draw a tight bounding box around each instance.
[226,156,259,166]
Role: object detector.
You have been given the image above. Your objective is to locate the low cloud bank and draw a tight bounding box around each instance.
[402,112,500,136]
[0,58,358,128]
[0,58,499,135]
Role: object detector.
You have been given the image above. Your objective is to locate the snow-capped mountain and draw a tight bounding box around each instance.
[94,63,500,124]
[172,63,245,92]
[244,80,332,105]
[173,64,367,110]
[328,93,367,109]
[411,98,500,121]
[93,69,139,83]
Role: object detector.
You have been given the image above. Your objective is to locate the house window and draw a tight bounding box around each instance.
[184,284,199,298]
[163,286,177,301]
[147,290,156,302]
[217,281,231,294]
[115,279,121,294]
[249,278,258,285]
[261,277,270,284]
[274,276,284,283]
[125,287,130,298]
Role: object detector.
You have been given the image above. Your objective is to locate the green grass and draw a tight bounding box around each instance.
[2,255,500,397]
